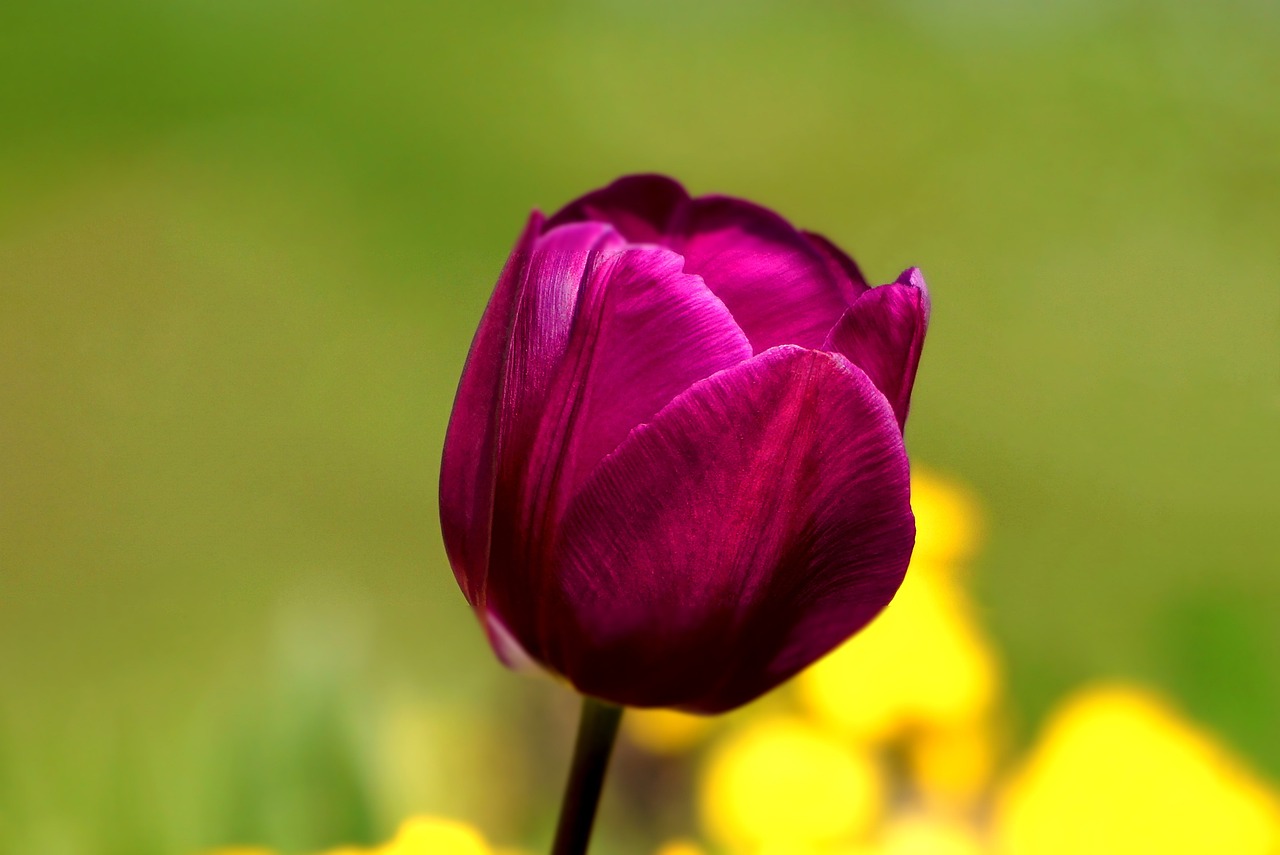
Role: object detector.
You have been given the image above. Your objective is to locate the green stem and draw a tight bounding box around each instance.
[550,697,624,855]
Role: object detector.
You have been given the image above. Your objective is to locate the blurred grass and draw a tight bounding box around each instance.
[1,1,1278,853]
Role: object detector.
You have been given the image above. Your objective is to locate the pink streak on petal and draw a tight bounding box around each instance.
[483,607,540,673]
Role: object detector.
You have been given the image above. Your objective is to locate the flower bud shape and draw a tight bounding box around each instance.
[440,175,928,713]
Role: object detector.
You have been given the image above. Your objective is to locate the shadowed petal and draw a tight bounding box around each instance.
[542,346,914,712]
[548,175,851,352]
[823,268,930,431]
[546,173,688,243]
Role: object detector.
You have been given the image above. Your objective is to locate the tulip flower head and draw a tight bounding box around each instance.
[440,175,929,712]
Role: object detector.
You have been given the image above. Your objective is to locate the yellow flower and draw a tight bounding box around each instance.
[698,716,882,851]
[625,707,716,754]
[654,840,708,855]
[907,720,1000,810]
[875,815,986,855]
[797,569,999,740]
[378,816,491,855]
[995,684,1280,855]
[910,468,982,571]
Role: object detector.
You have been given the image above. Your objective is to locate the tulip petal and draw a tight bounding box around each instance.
[485,246,753,651]
[678,198,853,351]
[440,218,620,604]
[801,230,871,303]
[530,246,753,506]
[543,346,914,712]
[439,211,542,603]
[547,173,688,244]
[548,175,851,352]
[823,268,930,431]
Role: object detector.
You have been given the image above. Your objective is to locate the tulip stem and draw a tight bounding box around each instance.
[550,696,623,855]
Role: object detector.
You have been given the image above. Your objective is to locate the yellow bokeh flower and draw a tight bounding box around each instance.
[625,707,716,754]
[875,815,987,855]
[655,840,709,855]
[910,468,982,571]
[995,684,1280,855]
[378,816,491,855]
[797,569,999,740]
[698,716,882,851]
[907,720,1001,810]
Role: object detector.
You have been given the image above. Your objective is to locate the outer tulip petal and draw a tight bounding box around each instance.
[678,198,852,351]
[546,173,688,244]
[485,246,753,654]
[543,346,914,712]
[441,219,620,604]
[802,230,871,303]
[439,211,542,603]
[548,175,851,352]
[823,268,930,431]
[531,246,753,506]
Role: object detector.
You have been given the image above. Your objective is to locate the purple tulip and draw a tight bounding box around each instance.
[440,175,928,713]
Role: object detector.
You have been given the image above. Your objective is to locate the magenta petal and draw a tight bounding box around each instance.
[677,198,852,351]
[546,173,689,243]
[802,230,871,304]
[439,211,543,604]
[529,246,753,506]
[822,268,930,431]
[548,175,852,352]
[542,346,914,712]
[484,246,753,652]
[440,218,620,605]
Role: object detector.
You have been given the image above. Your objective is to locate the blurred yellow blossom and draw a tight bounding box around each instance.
[655,840,708,855]
[375,816,491,855]
[698,716,882,852]
[910,468,982,570]
[874,815,987,855]
[266,816,497,855]
[797,569,999,740]
[907,720,1001,810]
[995,685,1280,855]
[625,707,716,754]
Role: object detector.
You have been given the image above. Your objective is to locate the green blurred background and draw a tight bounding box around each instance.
[2,1,1278,853]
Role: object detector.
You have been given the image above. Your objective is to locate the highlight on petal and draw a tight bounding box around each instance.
[543,346,914,712]
[548,175,853,351]
[823,268,930,430]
